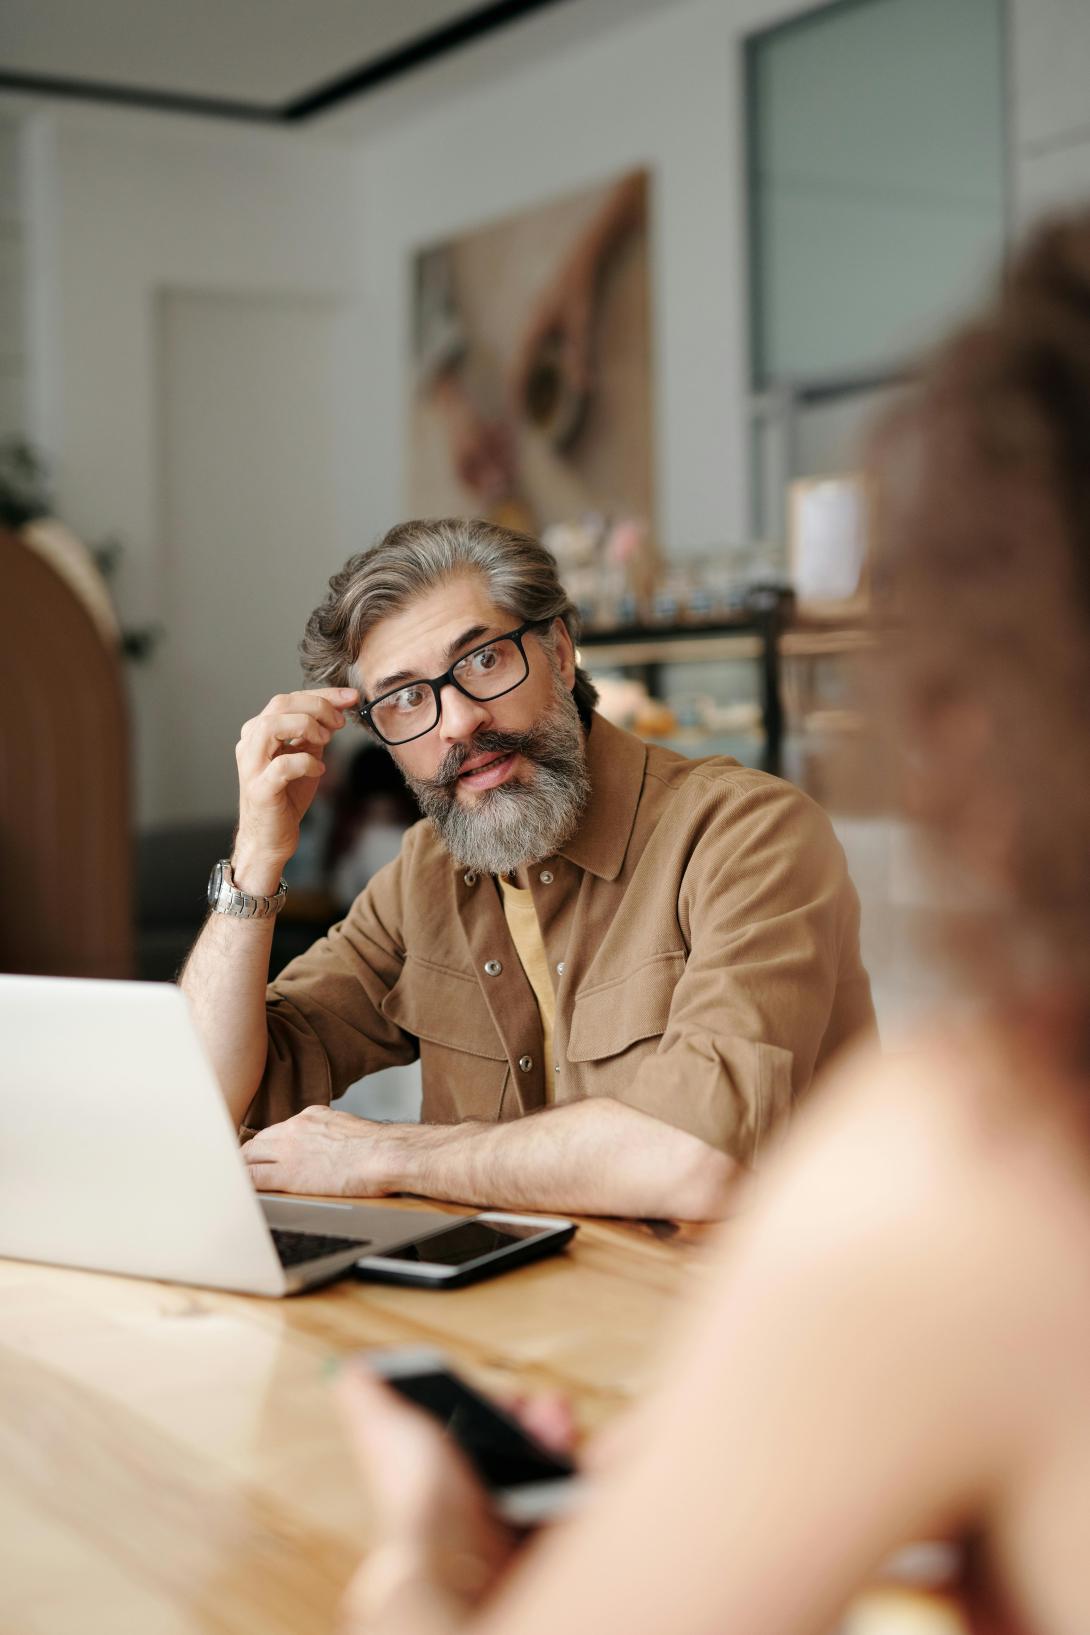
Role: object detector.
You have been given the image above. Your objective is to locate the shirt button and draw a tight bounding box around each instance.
[554,1063,560,1073]
[539,869,554,884]
[518,1055,533,1072]
[556,961,565,975]
[484,959,502,976]
[463,871,477,887]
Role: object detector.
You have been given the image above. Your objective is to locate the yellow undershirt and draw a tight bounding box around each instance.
[498,877,556,1099]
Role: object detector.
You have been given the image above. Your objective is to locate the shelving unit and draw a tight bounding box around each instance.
[578,600,872,778]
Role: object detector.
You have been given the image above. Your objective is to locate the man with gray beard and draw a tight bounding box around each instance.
[402,673,589,882]
[181,519,875,1220]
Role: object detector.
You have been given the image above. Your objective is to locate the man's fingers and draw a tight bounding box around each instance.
[243,1139,289,1190]
[237,698,344,774]
[262,752,327,790]
[236,727,328,794]
[257,690,356,732]
[242,1133,278,1165]
[248,1161,281,1191]
[261,713,332,753]
[228,688,356,858]
[263,687,358,714]
[242,706,338,741]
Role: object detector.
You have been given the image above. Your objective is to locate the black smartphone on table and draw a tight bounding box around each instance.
[365,1345,582,1525]
[353,1211,577,1288]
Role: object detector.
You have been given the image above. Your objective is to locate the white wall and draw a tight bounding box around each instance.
[1010,0,1090,224]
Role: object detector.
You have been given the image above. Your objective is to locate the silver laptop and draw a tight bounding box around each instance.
[0,974,448,1295]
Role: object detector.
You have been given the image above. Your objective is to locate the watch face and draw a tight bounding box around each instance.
[208,860,226,906]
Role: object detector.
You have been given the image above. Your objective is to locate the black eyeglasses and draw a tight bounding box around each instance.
[359,619,550,745]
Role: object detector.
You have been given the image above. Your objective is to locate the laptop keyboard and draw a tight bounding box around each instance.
[270,1228,372,1267]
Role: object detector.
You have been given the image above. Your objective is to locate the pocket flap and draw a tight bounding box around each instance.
[381,957,506,1061]
[567,951,686,1062]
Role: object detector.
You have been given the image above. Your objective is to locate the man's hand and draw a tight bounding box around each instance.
[243,1099,735,1219]
[233,686,359,888]
[243,1106,396,1196]
[336,1363,523,1635]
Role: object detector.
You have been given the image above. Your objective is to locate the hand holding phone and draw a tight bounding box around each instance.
[364,1346,582,1526]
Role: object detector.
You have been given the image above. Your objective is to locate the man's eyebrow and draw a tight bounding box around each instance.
[371,623,495,697]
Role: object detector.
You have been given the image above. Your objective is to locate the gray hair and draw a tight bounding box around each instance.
[299,517,599,720]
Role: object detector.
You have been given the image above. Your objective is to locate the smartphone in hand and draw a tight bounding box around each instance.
[365,1345,582,1526]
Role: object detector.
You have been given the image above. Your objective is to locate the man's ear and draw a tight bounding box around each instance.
[551,618,577,689]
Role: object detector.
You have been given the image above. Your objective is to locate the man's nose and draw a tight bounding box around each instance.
[437,683,491,742]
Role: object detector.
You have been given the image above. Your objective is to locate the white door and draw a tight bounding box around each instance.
[156,289,359,822]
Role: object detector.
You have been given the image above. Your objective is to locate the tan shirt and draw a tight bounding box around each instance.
[499,877,557,1100]
[249,713,876,1162]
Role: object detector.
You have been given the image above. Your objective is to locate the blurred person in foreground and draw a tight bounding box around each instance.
[182,518,873,1220]
[334,214,1090,1634]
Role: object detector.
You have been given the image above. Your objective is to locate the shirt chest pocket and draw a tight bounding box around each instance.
[381,957,509,1124]
[566,951,686,1077]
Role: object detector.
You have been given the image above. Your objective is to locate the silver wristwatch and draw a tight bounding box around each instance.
[207,859,287,919]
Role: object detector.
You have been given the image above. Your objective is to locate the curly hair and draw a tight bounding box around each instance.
[298,517,598,723]
[870,210,1090,1005]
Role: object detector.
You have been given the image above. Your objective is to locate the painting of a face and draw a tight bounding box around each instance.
[409,169,654,544]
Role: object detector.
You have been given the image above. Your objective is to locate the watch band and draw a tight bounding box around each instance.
[207,859,287,920]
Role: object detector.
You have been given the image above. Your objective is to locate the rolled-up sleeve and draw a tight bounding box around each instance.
[610,776,876,1162]
[242,851,419,1132]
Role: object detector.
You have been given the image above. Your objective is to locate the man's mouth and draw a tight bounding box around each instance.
[456,750,518,792]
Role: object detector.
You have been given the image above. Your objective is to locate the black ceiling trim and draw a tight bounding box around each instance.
[0,0,577,126]
[0,68,278,123]
[285,0,576,120]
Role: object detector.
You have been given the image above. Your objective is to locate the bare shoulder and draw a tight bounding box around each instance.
[664,1033,1090,1628]
[770,1027,1090,1238]
[746,1029,1090,1398]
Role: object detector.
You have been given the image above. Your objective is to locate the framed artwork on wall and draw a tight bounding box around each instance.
[408,168,654,545]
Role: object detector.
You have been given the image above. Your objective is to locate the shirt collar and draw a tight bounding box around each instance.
[560,711,647,882]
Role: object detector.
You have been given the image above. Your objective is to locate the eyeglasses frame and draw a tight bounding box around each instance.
[358,618,553,745]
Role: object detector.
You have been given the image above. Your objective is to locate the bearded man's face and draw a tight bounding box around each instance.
[356,575,589,875]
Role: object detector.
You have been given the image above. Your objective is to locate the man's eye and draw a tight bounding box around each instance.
[466,645,499,673]
[391,686,426,712]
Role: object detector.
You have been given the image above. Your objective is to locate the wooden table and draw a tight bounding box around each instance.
[0,1203,710,1635]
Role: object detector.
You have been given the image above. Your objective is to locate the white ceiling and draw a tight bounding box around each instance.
[0,0,527,108]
